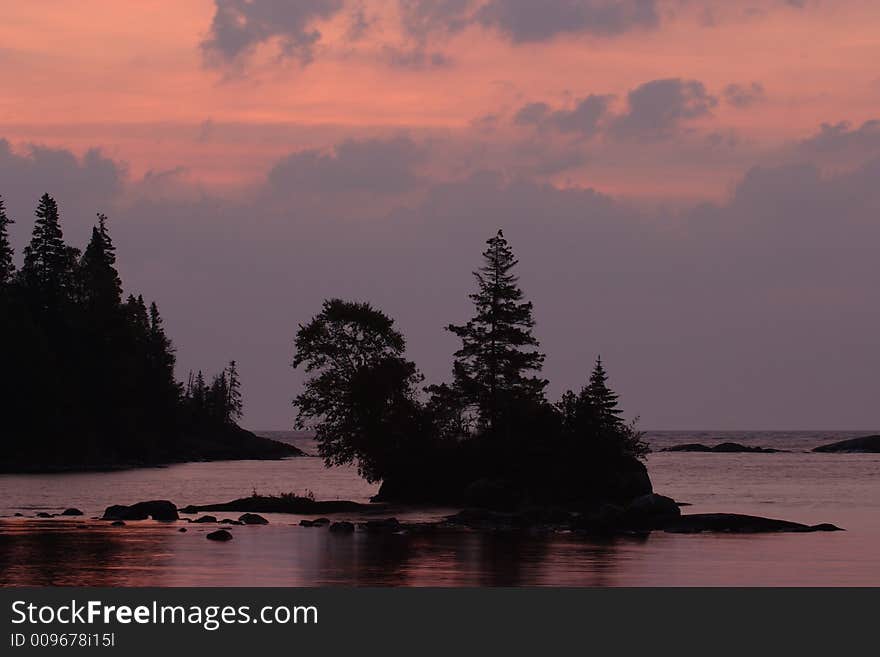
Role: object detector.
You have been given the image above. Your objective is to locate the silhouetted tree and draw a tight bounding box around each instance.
[292,298,424,482]
[0,195,14,286]
[21,194,79,311]
[447,230,546,435]
[226,360,243,422]
[78,213,122,311]
[586,356,623,431]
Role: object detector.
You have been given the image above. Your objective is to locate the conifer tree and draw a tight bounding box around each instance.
[447,230,546,433]
[0,195,14,286]
[148,301,175,379]
[78,213,122,310]
[21,194,79,308]
[226,360,243,422]
[586,356,623,430]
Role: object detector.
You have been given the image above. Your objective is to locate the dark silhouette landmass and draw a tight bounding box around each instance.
[813,435,880,453]
[0,193,301,471]
[662,442,784,453]
[291,231,651,512]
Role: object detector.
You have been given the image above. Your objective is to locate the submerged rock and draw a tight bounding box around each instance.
[206,529,233,541]
[178,527,187,532]
[220,519,243,525]
[35,512,54,518]
[110,520,125,527]
[103,500,179,521]
[61,508,84,516]
[329,521,355,533]
[813,435,880,453]
[663,513,843,534]
[239,513,269,525]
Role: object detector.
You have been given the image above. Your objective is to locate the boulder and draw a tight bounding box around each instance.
[13,512,23,517]
[110,520,125,527]
[193,515,218,523]
[178,527,187,533]
[220,519,243,525]
[36,512,53,518]
[103,500,179,521]
[239,513,269,525]
[625,493,681,524]
[312,517,330,526]
[329,521,355,533]
[813,435,880,453]
[299,519,315,527]
[206,529,233,541]
[61,508,84,516]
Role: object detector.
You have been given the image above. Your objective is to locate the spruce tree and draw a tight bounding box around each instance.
[21,194,79,308]
[0,195,14,286]
[78,213,122,310]
[586,356,623,430]
[226,360,243,422]
[447,230,546,433]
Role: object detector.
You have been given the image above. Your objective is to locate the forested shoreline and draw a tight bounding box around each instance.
[0,193,299,471]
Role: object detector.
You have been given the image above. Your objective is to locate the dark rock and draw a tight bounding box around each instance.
[193,515,218,523]
[300,517,332,527]
[362,517,401,532]
[13,512,23,517]
[625,493,681,526]
[813,435,880,453]
[239,513,269,525]
[178,528,187,532]
[110,520,125,527]
[61,508,84,516]
[663,513,844,534]
[329,521,355,533]
[206,529,233,541]
[36,512,53,518]
[220,519,243,525]
[103,500,179,521]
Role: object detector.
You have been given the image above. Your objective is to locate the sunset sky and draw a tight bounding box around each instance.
[2,0,879,429]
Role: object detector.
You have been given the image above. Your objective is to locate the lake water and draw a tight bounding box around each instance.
[1,431,878,586]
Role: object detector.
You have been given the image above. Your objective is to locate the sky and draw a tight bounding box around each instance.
[1,0,879,430]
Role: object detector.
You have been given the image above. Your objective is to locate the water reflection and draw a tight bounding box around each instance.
[1,519,637,587]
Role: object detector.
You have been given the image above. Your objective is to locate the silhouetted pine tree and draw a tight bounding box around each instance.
[21,194,79,311]
[226,360,243,422]
[147,301,176,382]
[447,230,546,433]
[0,195,14,286]
[78,214,122,311]
[586,356,623,430]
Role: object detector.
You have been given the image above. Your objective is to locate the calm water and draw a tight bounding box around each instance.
[1,431,878,586]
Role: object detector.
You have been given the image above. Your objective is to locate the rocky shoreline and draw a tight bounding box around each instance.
[9,493,842,537]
